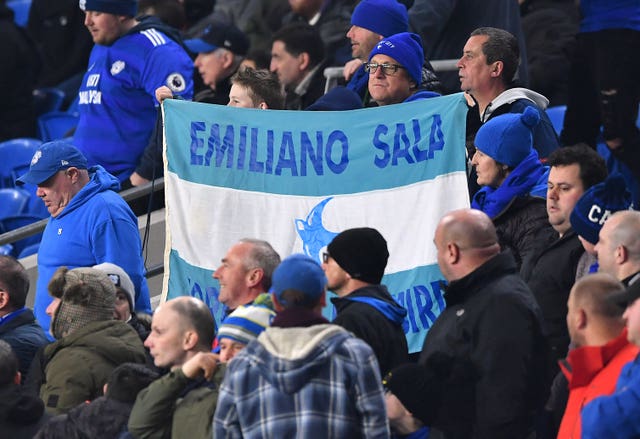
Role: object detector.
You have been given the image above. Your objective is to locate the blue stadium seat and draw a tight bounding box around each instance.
[0,138,41,188]
[7,0,31,27]
[37,112,79,142]
[17,242,40,259]
[33,87,66,117]
[545,105,566,137]
[0,244,13,256]
[0,214,44,259]
[0,188,30,220]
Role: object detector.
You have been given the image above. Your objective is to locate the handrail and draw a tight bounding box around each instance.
[0,177,165,247]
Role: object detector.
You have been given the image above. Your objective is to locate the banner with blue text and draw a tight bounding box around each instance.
[162,94,470,352]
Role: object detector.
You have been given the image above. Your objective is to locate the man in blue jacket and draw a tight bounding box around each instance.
[17,140,151,332]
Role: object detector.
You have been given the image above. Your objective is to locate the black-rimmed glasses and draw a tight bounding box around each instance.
[364,62,406,76]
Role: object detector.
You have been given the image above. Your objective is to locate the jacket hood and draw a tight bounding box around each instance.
[483,88,549,122]
[247,324,351,394]
[44,320,146,366]
[55,166,120,219]
[0,384,45,424]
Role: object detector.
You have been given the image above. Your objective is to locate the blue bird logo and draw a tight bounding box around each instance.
[295,197,338,264]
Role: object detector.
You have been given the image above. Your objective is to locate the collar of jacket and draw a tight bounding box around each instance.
[443,250,518,306]
[561,329,637,388]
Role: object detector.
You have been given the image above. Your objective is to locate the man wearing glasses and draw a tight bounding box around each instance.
[365,32,440,107]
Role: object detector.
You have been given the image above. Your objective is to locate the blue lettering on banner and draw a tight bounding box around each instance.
[372,115,446,168]
[188,122,350,176]
[392,280,446,335]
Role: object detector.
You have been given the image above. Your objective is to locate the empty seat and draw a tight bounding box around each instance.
[33,87,66,117]
[0,188,30,220]
[0,214,45,259]
[0,138,41,188]
[37,112,79,142]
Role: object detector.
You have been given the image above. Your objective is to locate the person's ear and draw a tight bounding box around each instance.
[298,52,310,71]
[183,330,199,350]
[258,102,268,110]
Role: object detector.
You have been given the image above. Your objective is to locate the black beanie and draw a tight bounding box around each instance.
[327,227,388,284]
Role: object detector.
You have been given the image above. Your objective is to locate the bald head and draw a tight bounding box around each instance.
[596,210,640,280]
[168,296,216,350]
[435,209,500,281]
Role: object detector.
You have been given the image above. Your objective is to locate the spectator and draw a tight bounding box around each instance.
[421,208,548,438]
[323,227,408,376]
[0,256,49,383]
[580,280,640,438]
[16,141,152,332]
[74,0,194,184]
[240,48,273,70]
[26,0,92,99]
[212,238,280,312]
[366,32,439,106]
[128,296,220,439]
[217,303,275,363]
[227,68,284,109]
[270,23,327,110]
[595,210,640,286]
[281,0,353,65]
[93,262,152,344]
[0,340,48,438]
[409,0,529,94]
[522,144,608,371]
[33,267,147,415]
[382,363,431,438]
[34,363,158,439]
[214,254,390,438]
[459,27,559,162]
[561,0,640,182]
[138,0,186,30]
[344,0,440,105]
[470,106,554,272]
[570,174,633,276]
[0,0,40,141]
[556,273,639,439]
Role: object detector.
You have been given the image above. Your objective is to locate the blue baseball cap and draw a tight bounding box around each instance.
[269,254,327,305]
[16,140,88,186]
[184,21,249,56]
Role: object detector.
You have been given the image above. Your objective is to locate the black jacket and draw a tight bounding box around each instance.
[0,383,49,439]
[492,196,556,274]
[522,229,584,369]
[420,251,549,439]
[0,308,50,383]
[332,284,409,376]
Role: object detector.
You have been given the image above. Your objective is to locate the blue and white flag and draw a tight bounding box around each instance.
[162,94,470,352]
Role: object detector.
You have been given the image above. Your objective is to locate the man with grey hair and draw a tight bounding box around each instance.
[595,210,640,286]
[213,238,280,312]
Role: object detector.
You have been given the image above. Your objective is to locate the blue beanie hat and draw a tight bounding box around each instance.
[351,0,408,37]
[368,32,423,85]
[306,86,363,111]
[570,174,633,244]
[80,0,138,16]
[474,106,540,167]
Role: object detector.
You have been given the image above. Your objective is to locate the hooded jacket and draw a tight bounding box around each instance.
[38,320,146,415]
[0,383,48,439]
[34,166,151,332]
[467,88,560,159]
[214,322,390,438]
[332,284,409,375]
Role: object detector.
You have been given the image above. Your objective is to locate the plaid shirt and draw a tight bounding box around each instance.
[213,324,390,438]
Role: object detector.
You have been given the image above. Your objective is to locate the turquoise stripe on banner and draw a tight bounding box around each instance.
[169,249,446,354]
[164,94,468,196]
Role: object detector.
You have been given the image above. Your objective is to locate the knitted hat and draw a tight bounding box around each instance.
[368,32,424,85]
[93,262,135,310]
[327,227,389,284]
[305,86,363,111]
[570,174,633,244]
[217,304,275,345]
[16,140,88,186]
[351,0,408,37]
[51,267,116,339]
[474,106,541,167]
[383,363,432,425]
[79,0,138,17]
[184,21,249,56]
[269,254,327,305]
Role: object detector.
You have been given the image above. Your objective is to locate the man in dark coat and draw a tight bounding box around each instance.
[0,255,49,383]
[420,208,548,439]
[323,227,408,376]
